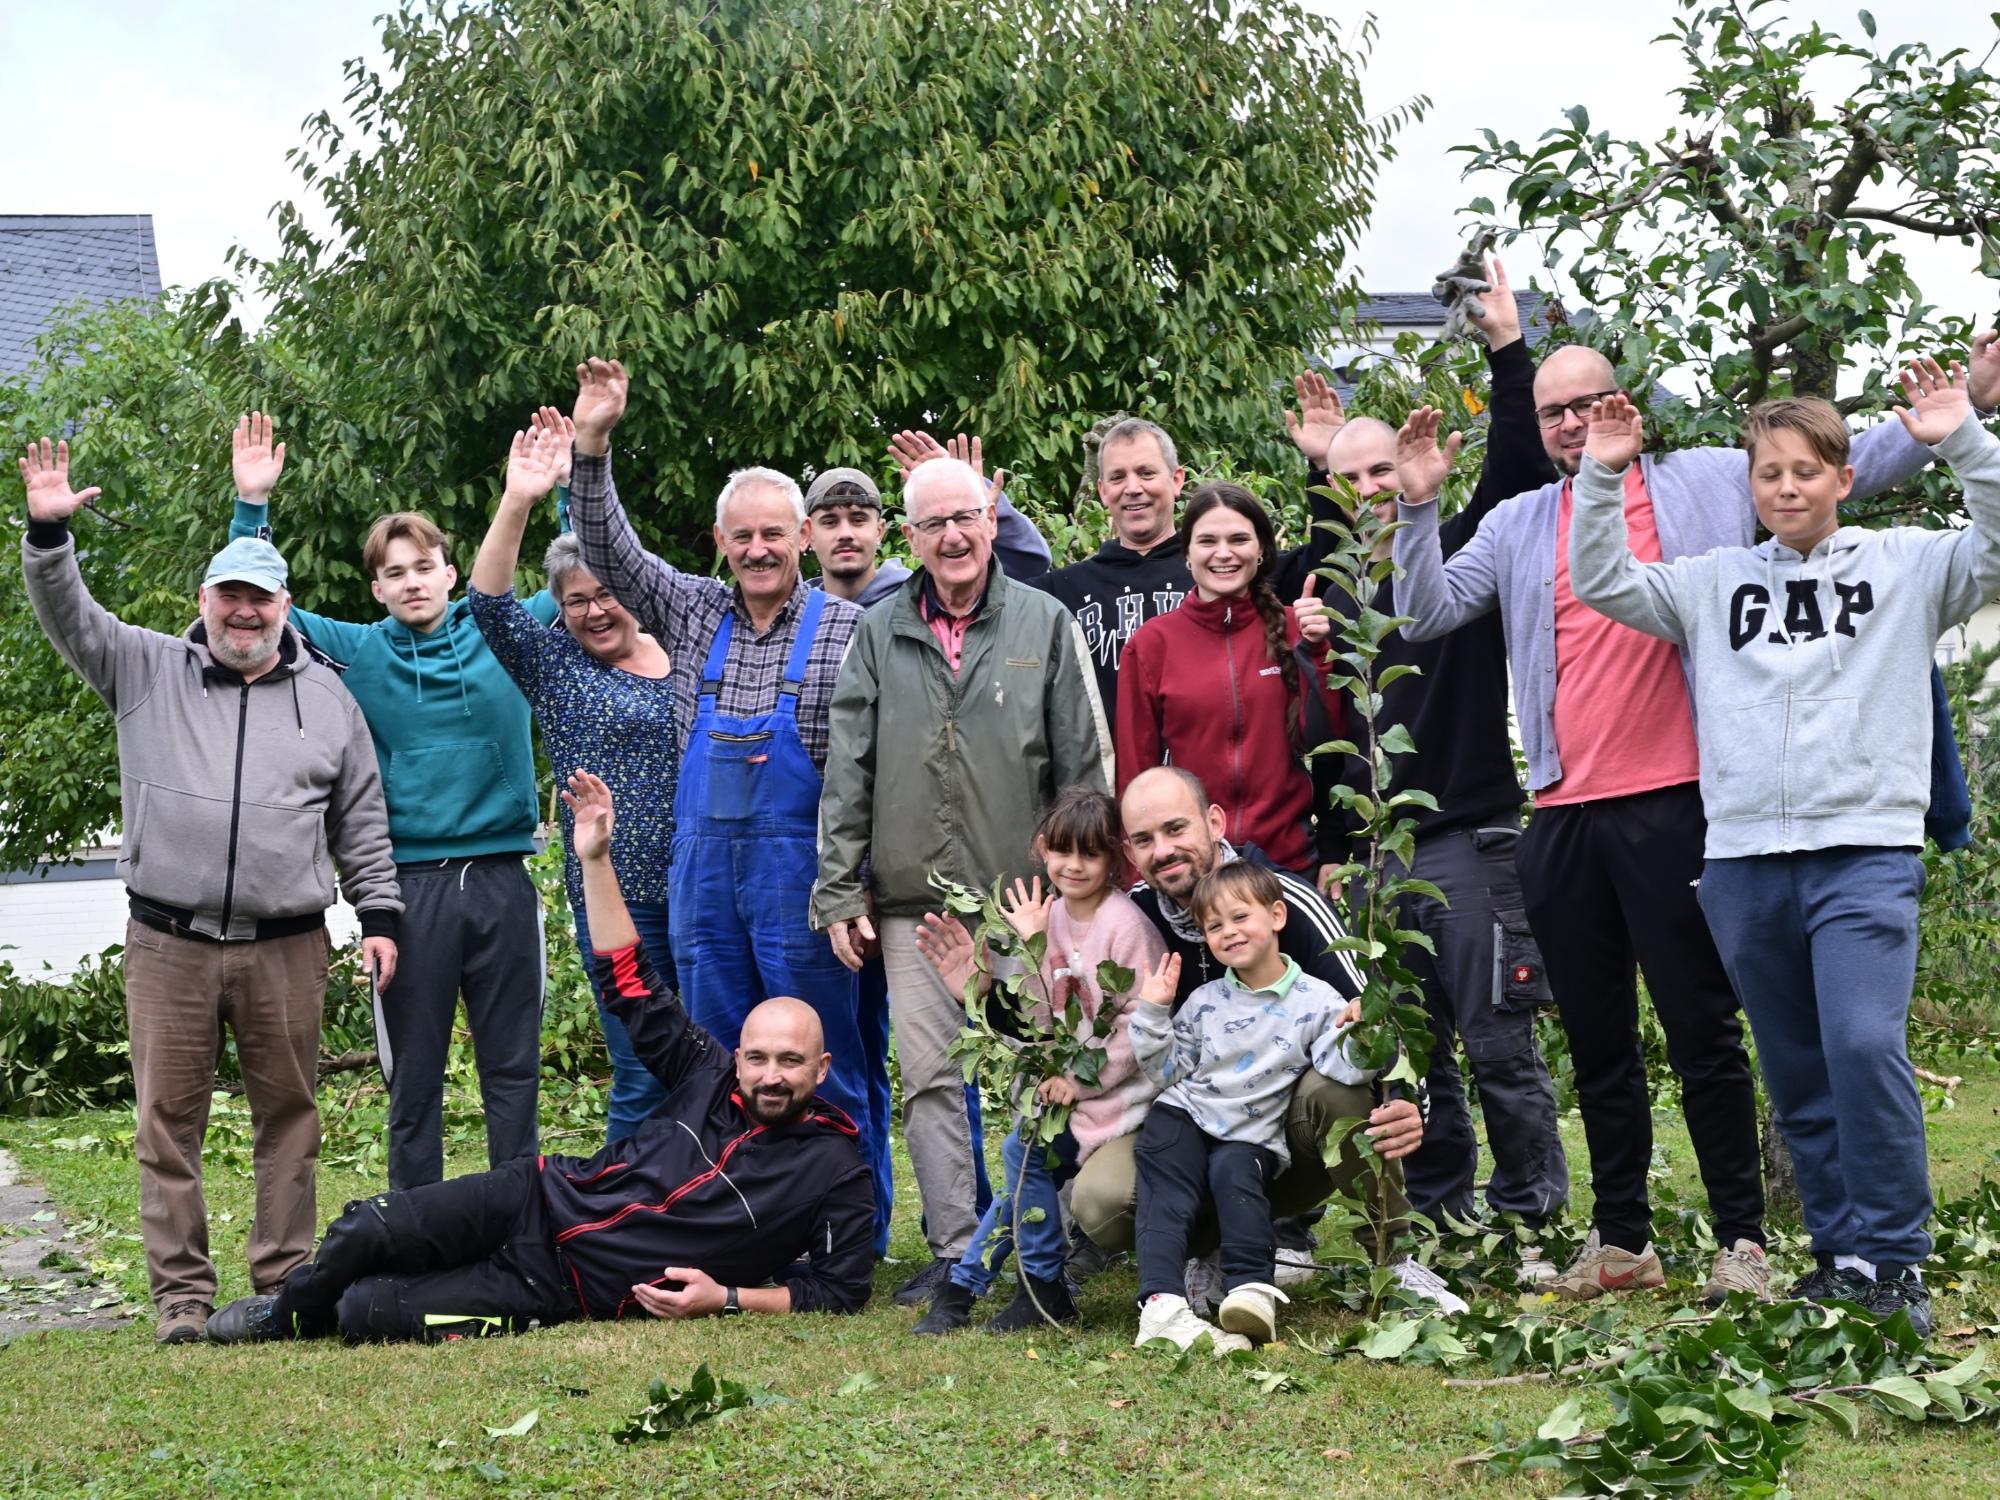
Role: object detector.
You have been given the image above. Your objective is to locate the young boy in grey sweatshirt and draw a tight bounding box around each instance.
[1566,357,2000,1340]
[1128,861,1375,1351]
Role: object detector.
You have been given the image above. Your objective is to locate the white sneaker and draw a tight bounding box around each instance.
[1183,1252,1222,1318]
[1135,1293,1252,1355]
[1390,1257,1469,1314]
[1273,1245,1321,1288]
[1217,1281,1289,1344]
[1517,1245,1560,1289]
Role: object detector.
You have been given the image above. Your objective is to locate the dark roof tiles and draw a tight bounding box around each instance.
[0,215,164,379]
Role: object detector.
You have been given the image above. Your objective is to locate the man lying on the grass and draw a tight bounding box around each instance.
[208,770,875,1344]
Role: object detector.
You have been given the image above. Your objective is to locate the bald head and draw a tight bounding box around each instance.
[1121,766,1227,901]
[1533,345,1622,475]
[1326,416,1402,505]
[735,996,831,1124]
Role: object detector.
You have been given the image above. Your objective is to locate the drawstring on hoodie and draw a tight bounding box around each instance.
[398,618,474,717]
[290,676,304,738]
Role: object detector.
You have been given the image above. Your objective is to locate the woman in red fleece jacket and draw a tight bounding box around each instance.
[1115,483,1332,875]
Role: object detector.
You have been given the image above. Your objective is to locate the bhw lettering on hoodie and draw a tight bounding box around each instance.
[1566,412,2000,859]
[1030,536,1190,730]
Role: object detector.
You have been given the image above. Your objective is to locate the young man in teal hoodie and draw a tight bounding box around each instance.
[1566,359,2000,1341]
[228,413,559,1189]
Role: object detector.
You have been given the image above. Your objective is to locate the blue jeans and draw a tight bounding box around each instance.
[571,897,673,1144]
[1698,848,1932,1266]
[949,1126,1079,1295]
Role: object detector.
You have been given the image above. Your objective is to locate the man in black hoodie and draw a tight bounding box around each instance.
[207,771,875,1344]
[1029,418,1190,724]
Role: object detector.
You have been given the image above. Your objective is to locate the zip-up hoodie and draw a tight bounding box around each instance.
[21,527,402,939]
[231,499,558,862]
[1567,412,2000,857]
[542,941,875,1318]
[1115,592,1329,874]
[1030,534,1191,729]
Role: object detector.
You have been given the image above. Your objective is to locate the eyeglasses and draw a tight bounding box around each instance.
[1534,391,1620,429]
[561,589,618,616]
[907,507,987,538]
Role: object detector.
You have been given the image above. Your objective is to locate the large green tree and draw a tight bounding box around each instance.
[2,0,1416,868]
[1458,0,2000,505]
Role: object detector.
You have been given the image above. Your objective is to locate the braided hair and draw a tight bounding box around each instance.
[1178,483,1302,747]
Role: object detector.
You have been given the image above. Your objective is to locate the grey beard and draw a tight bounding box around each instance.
[207,619,284,674]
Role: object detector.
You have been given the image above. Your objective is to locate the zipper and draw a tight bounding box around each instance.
[218,683,251,932]
[1223,606,1245,839]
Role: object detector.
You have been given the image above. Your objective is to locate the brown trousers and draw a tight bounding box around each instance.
[123,919,330,1310]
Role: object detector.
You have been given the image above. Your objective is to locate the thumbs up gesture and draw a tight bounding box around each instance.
[1293,573,1331,648]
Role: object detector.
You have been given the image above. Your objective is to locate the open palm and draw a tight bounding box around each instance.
[1392,407,1462,505]
[1894,357,1971,445]
[232,411,286,501]
[19,438,101,522]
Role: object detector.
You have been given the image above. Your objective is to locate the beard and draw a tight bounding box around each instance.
[743,1083,809,1125]
[206,615,285,674]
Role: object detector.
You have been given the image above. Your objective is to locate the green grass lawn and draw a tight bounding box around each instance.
[5,1064,2000,1498]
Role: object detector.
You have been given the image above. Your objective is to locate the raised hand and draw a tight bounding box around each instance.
[572,357,629,454]
[231,411,287,503]
[559,769,616,863]
[1283,370,1346,467]
[1138,950,1181,1008]
[1466,256,1523,350]
[18,438,102,523]
[1893,356,1973,445]
[529,405,575,487]
[1000,875,1055,941]
[1966,331,2000,414]
[913,911,986,999]
[503,423,567,506]
[1392,407,1463,506]
[887,429,948,475]
[1293,573,1330,647]
[1583,393,1645,472]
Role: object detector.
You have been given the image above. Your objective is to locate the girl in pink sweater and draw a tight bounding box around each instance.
[911,788,1167,1335]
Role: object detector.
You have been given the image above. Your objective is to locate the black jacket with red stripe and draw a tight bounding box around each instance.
[537,941,876,1319]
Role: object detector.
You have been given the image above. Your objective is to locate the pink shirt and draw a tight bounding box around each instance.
[1036,890,1168,1162]
[1540,465,1700,807]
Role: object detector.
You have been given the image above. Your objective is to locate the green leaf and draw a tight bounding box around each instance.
[1794,1392,1862,1438]
[837,1370,881,1397]
[1358,1317,1424,1360]
[1864,1374,1932,1420]
[1536,1395,1586,1442]
[484,1409,539,1439]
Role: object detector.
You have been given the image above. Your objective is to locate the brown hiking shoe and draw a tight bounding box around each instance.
[1548,1231,1665,1301]
[155,1298,211,1344]
[1702,1239,1773,1305]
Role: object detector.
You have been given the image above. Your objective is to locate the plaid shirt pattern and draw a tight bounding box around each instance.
[568,451,860,770]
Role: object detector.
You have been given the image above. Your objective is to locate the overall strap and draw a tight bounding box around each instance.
[698,610,736,701]
[779,588,826,701]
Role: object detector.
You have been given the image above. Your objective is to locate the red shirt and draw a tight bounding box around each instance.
[1541,465,1700,807]
[1116,591,1332,873]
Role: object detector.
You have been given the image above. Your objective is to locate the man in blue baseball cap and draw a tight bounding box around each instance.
[18,438,402,1344]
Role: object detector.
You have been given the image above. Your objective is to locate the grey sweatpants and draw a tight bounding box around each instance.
[374,856,545,1189]
[1393,823,1568,1228]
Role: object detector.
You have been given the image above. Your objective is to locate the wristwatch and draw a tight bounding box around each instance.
[722,1285,742,1316]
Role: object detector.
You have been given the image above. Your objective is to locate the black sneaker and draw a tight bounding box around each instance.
[206,1294,285,1345]
[1787,1260,1871,1305]
[981,1273,1079,1334]
[1860,1265,1933,1340]
[911,1280,976,1335]
[1064,1224,1122,1289]
[891,1256,954,1308]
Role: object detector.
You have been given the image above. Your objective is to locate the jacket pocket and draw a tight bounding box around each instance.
[121,781,230,913]
[387,740,523,845]
[231,800,338,918]
[1786,696,1878,817]
[1701,699,1783,826]
[1491,907,1552,1011]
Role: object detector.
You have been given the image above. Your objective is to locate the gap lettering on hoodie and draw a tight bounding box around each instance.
[1727,579,1876,652]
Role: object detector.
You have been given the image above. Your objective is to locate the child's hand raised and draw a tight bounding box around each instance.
[1000,876,1055,940]
[1583,393,1644,472]
[1893,357,1972,446]
[1138,951,1181,1008]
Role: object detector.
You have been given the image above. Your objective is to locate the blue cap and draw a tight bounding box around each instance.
[203,536,289,594]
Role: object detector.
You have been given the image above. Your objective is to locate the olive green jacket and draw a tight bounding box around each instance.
[812,566,1111,925]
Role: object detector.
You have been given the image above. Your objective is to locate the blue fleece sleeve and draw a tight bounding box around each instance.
[993,491,1052,582]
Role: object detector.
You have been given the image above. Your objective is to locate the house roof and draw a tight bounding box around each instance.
[1350,288,1566,349]
[0,215,163,380]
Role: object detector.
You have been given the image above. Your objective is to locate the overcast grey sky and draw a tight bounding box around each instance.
[5,1,1995,347]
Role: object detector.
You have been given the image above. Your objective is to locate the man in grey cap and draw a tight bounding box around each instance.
[18,438,402,1345]
[806,432,1051,609]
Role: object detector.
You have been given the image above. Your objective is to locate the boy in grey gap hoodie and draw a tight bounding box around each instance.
[1566,359,2000,1341]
